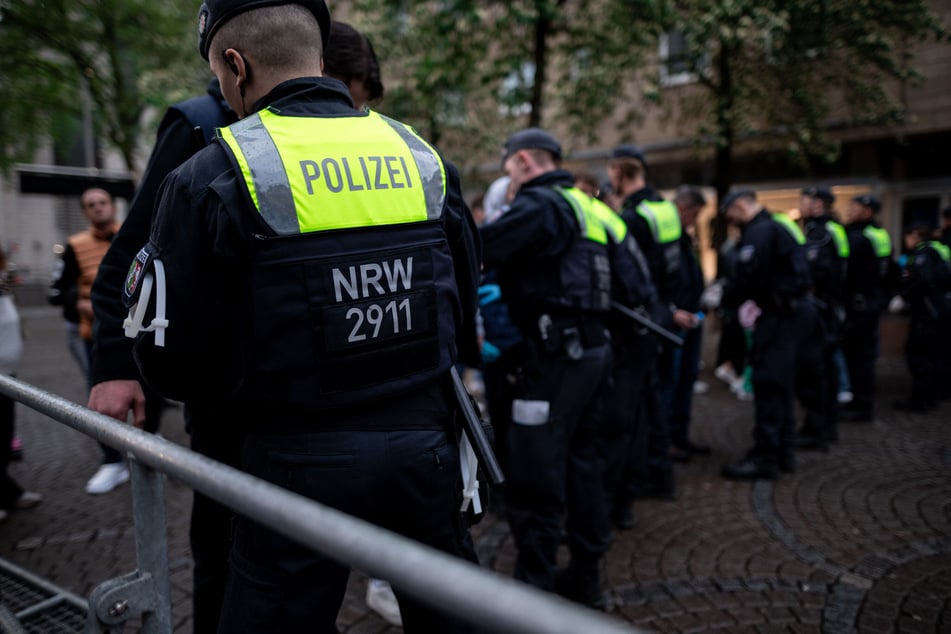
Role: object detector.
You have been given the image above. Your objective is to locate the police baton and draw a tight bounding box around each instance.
[611,301,684,347]
[450,366,505,487]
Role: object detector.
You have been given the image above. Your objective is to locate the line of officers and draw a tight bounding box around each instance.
[476,127,951,609]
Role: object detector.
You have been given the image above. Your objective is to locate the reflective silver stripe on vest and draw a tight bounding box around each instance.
[229,114,300,234]
[378,115,445,220]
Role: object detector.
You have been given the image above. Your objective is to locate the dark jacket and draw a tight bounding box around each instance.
[619,185,682,308]
[900,241,951,321]
[480,169,603,336]
[131,78,480,427]
[673,232,704,314]
[844,219,894,314]
[90,79,236,385]
[723,209,811,312]
[803,214,848,306]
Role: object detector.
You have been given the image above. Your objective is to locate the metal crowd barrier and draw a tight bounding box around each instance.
[0,374,640,634]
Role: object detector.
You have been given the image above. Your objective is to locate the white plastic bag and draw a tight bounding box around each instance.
[0,294,23,375]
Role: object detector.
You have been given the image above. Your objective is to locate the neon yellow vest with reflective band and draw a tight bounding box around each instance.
[926,240,951,263]
[218,108,447,235]
[541,185,612,313]
[771,212,806,245]
[556,186,612,245]
[636,200,682,244]
[216,108,458,408]
[862,225,892,258]
[825,220,850,258]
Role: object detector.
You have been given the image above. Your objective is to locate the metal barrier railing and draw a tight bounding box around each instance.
[0,374,641,634]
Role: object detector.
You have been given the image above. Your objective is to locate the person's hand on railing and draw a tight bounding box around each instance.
[88,379,147,428]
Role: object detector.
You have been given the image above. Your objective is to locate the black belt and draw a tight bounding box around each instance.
[534,313,609,360]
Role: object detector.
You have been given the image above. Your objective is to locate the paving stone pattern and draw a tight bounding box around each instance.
[1,307,948,633]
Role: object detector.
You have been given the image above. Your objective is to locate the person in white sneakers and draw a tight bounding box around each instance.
[0,248,43,518]
[49,189,132,495]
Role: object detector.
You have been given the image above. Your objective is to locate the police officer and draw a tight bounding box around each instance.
[794,186,849,450]
[480,128,613,608]
[125,2,481,631]
[87,78,237,632]
[720,190,812,480]
[892,224,951,411]
[840,194,894,422]
[668,186,710,461]
[608,145,692,500]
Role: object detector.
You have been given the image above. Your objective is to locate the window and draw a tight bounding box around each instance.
[659,30,706,87]
[498,62,535,117]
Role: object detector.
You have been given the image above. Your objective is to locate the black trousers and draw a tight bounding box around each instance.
[842,310,881,416]
[218,428,476,634]
[188,407,245,634]
[0,392,23,509]
[749,306,809,464]
[598,337,653,514]
[906,314,941,405]
[505,340,612,590]
[795,303,838,442]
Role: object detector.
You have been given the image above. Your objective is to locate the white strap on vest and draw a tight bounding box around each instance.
[459,432,481,515]
[122,259,169,347]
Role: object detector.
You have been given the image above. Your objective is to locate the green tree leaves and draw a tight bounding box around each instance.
[0,0,206,174]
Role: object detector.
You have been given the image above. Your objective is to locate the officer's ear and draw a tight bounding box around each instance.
[222,50,239,76]
[221,48,251,98]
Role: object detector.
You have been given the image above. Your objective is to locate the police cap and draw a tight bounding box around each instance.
[501,128,562,165]
[903,221,934,235]
[852,194,881,213]
[198,0,332,60]
[611,144,647,166]
[802,185,835,204]
[719,189,757,214]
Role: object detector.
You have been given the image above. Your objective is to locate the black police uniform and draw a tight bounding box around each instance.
[841,219,893,421]
[599,255,662,529]
[795,213,848,448]
[89,78,239,634]
[129,77,481,634]
[618,186,681,498]
[480,168,613,602]
[722,209,812,478]
[896,240,951,409]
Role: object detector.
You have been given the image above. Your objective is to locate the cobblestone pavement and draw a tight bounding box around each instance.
[1,306,949,633]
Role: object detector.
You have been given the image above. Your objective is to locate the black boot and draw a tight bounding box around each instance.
[609,502,635,531]
[555,565,607,610]
[793,432,827,451]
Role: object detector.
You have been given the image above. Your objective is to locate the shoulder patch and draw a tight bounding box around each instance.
[123,245,156,307]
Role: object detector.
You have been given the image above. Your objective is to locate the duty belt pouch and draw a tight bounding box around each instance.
[536,314,562,355]
[562,327,584,361]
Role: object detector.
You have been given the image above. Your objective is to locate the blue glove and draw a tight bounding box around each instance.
[478,284,502,306]
[481,340,501,364]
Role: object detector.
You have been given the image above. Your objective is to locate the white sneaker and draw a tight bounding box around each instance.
[85,463,130,495]
[837,391,854,404]
[15,491,42,509]
[693,380,709,395]
[715,364,739,385]
[366,579,403,627]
